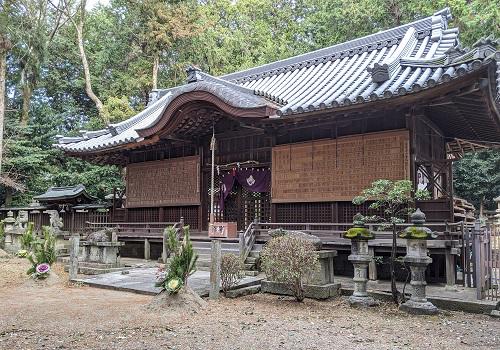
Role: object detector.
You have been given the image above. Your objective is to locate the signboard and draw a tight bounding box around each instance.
[271,130,410,203]
[126,156,200,208]
[208,222,238,238]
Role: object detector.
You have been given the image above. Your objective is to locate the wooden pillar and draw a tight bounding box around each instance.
[209,239,221,299]
[144,238,150,260]
[159,207,165,222]
[445,248,456,289]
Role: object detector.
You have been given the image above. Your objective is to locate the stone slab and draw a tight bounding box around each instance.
[225,285,261,298]
[74,268,263,297]
[261,280,340,300]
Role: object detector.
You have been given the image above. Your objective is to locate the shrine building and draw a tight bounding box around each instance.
[55,8,499,236]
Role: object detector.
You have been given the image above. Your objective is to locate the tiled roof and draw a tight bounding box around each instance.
[56,8,500,153]
[33,184,93,202]
[56,74,276,152]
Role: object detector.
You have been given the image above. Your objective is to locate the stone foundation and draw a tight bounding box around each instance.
[261,280,340,300]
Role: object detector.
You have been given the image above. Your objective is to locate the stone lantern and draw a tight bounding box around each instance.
[398,208,438,315]
[344,213,379,307]
[3,211,17,250]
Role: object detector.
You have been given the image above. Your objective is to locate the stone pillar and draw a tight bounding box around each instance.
[368,247,378,282]
[69,234,80,280]
[209,239,221,300]
[144,238,151,260]
[399,209,439,315]
[162,229,168,264]
[344,214,379,307]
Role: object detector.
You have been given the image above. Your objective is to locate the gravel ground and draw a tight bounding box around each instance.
[0,253,499,350]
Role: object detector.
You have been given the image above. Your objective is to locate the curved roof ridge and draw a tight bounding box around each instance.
[220,8,451,83]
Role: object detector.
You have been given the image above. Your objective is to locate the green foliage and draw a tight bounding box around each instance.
[102,96,137,123]
[261,234,319,302]
[164,226,198,293]
[453,149,500,210]
[165,226,180,255]
[20,222,35,250]
[220,253,243,295]
[25,226,57,276]
[353,179,430,225]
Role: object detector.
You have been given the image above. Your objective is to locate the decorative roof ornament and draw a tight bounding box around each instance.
[367,27,418,83]
[186,65,203,83]
[367,63,390,83]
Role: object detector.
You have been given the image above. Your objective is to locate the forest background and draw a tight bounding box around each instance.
[0,0,498,209]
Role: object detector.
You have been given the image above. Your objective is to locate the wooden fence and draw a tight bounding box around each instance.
[462,221,499,300]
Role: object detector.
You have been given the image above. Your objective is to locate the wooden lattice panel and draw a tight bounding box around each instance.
[272,130,410,203]
[126,156,200,208]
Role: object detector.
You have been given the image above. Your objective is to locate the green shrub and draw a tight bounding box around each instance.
[20,222,35,250]
[221,253,243,295]
[26,226,57,276]
[165,226,180,255]
[163,226,197,294]
[261,235,319,302]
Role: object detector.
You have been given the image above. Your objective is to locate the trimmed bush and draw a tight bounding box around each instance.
[260,235,319,302]
[221,253,243,295]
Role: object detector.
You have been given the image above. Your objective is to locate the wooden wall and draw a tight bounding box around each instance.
[126,155,201,207]
[272,130,410,203]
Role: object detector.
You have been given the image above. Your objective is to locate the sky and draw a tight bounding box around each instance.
[86,0,110,10]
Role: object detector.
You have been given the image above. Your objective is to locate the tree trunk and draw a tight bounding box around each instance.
[152,53,159,90]
[20,76,32,127]
[0,35,12,175]
[390,222,399,304]
[75,20,106,123]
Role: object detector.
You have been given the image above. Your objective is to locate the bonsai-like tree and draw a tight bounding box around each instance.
[353,179,429,304]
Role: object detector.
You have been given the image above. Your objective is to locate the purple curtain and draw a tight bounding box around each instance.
[219,168,270,212]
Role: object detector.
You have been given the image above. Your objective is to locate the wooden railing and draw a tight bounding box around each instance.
[85,221,179,239]
[239,220,258,261]
[251,221,464,249]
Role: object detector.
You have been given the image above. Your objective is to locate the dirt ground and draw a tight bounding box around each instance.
[0,253,499,350]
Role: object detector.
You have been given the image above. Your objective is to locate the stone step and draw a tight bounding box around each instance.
[243,270,260,277]
[243,263,255,270]
[248,251,261,258]
[244,256,258,264]
[64,264,128,275]
[191,241,240,250]
[193,247,240,256]
[225,285,261,298]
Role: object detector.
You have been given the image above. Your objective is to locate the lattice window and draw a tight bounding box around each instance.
[128,208,160,222]
[164,206,199,230]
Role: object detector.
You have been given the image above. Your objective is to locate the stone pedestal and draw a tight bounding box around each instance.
[261,250,340,300]
[399,239,438,315]
[348,240,379,307]
[81,241,124,266]
[72,238,126,275]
